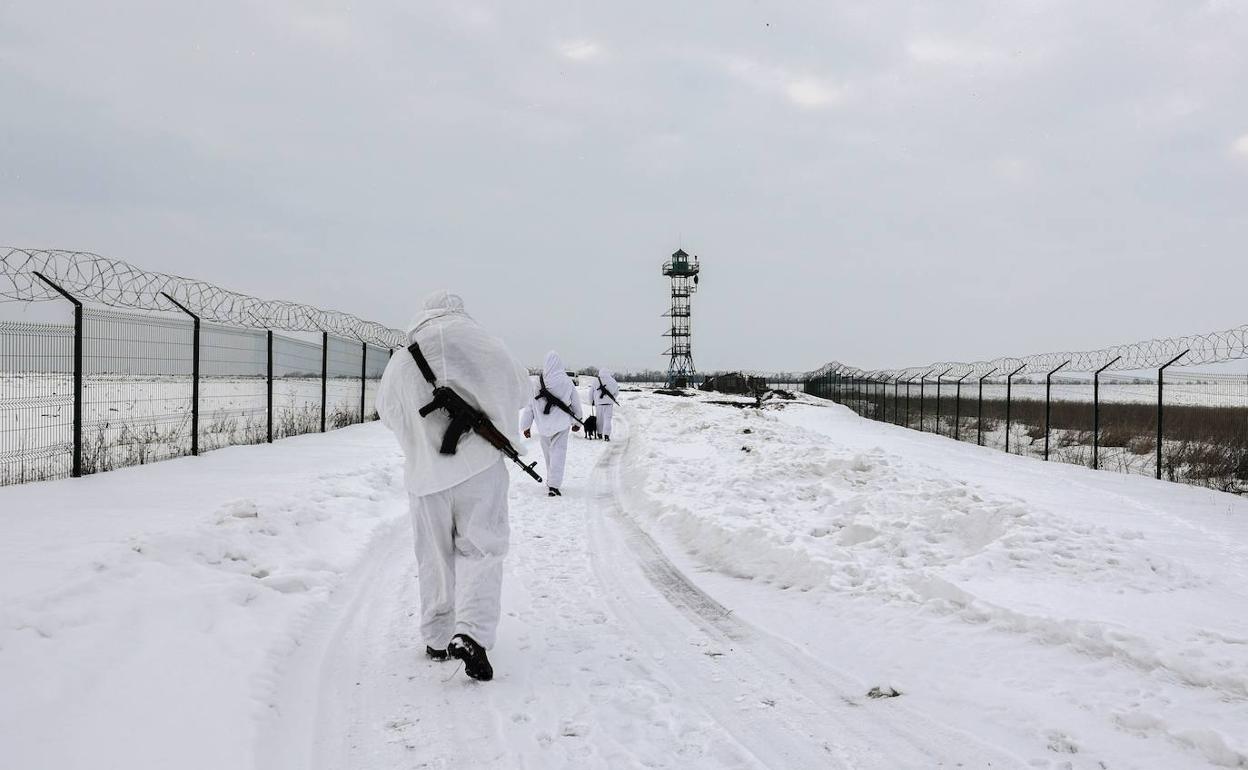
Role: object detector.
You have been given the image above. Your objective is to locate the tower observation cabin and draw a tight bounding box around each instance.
[661,248,700,387]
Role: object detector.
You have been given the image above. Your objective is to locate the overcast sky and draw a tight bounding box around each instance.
[2,1,1247,373]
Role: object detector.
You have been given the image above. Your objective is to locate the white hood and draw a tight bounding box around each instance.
[520,350,583,436]
[590,368,619,406]
[541,350,574,394]
[408,290,469,342]
[377,290,532,496]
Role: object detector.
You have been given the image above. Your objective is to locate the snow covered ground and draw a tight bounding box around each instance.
[2,389,1246,768]
[626,390,1248,768]
[0,375,374,484]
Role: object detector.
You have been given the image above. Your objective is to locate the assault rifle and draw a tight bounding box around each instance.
[596,381,619,405]
[538,374,585,427]
[408,342,543,484]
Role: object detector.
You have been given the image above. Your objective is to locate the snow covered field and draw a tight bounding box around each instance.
[2,389,1246,768]
[0,375,375,484]
[961,379,1248,407]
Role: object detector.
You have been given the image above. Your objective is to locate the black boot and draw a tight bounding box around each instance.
[448,633,494,681]
[426,645,448,661]
[603,435,610,442]
[548,487,561,497]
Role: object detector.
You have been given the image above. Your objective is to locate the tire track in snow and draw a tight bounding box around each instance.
[256,434,765,769]
[589,413,1023,769]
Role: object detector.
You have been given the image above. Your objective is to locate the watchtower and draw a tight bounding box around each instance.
[661,248,700,387]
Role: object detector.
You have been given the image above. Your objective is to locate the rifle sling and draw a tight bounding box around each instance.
[408,339,469,455]
[597,382,618,404]
[407,341,438,385]
[404,340,540,482]
[538,374,576,418]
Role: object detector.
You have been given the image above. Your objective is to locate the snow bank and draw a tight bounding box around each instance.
[622,390,1248,767]
[0,426,408,770]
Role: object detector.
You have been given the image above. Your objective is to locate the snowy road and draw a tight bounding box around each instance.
[6,391,1247,769]
[255,414,1016,769]
[257,419,760,769]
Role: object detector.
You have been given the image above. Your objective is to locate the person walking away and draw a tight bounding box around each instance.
[591,368,621,441]
[520,351,582,496]
[376,290,531,681]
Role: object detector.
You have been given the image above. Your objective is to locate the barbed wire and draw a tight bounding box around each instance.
[806,323,1248,382]
[1,247,405,347]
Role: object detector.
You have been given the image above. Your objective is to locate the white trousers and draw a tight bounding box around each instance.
[408,459,509,650]
[539,429,570,489]
[597,404,614,437]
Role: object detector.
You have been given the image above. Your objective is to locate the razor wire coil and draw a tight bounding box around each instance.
[2,247,405,347]
[805,325,1248,382]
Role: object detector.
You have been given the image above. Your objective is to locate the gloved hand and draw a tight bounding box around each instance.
[523,429,531,439]
[572,425,580,433]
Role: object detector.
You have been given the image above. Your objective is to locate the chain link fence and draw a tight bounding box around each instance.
[1,247,402,487]
[803,325,1248,493]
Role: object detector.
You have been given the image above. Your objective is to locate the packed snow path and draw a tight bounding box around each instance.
[256,415,1015,768]
[5,390,1247,768]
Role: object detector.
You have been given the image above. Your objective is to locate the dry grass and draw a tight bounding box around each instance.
[810,383,1248,493]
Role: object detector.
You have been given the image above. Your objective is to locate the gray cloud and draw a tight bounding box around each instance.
[2,0,1246,373]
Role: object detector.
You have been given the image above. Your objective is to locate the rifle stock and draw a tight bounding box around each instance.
[537,376,584,426]
[407,341,542,484]
[421,386,544,484]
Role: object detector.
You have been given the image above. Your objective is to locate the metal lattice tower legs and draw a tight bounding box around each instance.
[661,248,701,387]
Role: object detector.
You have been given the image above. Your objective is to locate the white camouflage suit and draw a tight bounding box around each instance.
[519,352,582,491]
[376,291,530,651]
[588,369,620,439]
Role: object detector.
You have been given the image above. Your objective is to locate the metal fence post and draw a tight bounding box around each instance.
[893,377,901,424]
[321,331,329,432]
[954,372,970,441]
[359,341,367,424]
[160,292,200,456]
[1005,364,1026,454]
[919,373,926,431]
[977,368,996,447]
[1044,360,1071,461]
[934,367,952,436]
[1092,356,1120,470]
[905,378,912,428]
[1157,350,1190,480]
[266,330,274,443]
[32,272,83,477]
[918,369,934,432]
